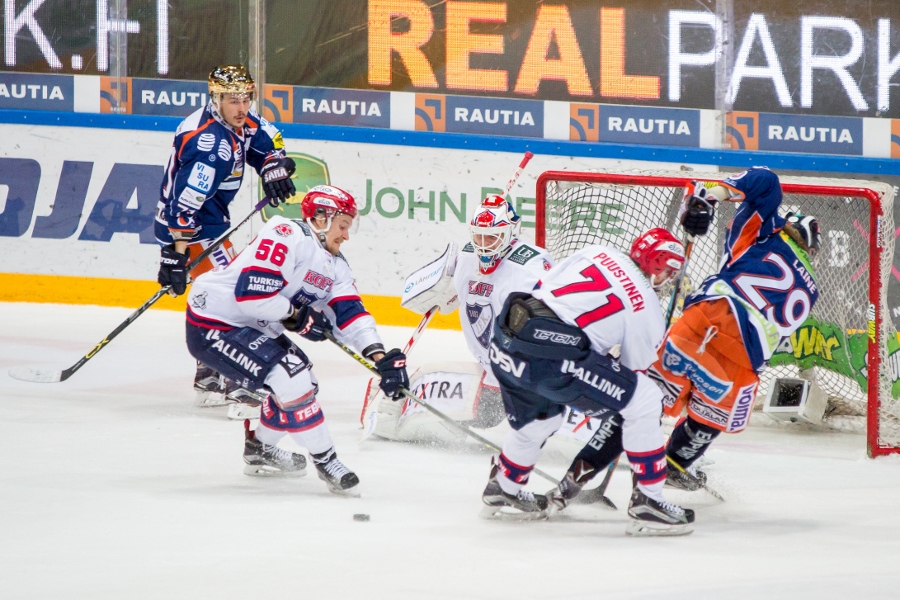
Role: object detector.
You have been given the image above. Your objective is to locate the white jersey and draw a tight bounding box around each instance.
[453,240,554,386]
[533,246,664,372]
[187,216,383,354]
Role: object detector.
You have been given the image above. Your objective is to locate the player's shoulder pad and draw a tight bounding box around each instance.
[462,242,475,253]
[288,219,313,237]
[506,244,542,266]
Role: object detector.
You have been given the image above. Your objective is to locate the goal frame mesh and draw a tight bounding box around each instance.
[535,169,897,457]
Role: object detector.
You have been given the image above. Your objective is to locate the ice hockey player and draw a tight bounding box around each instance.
[454,195,555,426]
[484,228,696,535]
[184,185,410,494]
[155,64,298,408]
[366,195,554,441]
[648,167,821,491]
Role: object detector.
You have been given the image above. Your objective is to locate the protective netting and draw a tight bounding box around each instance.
[538,170,900,455]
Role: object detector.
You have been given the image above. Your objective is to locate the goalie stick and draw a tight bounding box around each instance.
[9,196,273,384]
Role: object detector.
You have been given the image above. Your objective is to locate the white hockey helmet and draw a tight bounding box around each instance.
[785,212,821,259]
[469,195,521,274]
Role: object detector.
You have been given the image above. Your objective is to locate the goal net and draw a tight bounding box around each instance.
[536,169,900,457]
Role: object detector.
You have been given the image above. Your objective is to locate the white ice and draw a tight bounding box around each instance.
[1,302,899,599]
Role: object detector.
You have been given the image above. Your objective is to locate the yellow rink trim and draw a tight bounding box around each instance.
[0,273,462,330]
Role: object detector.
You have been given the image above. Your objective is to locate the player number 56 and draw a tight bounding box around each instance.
[255,239,288,266]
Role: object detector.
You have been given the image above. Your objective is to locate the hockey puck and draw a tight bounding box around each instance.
[353,514,370,522]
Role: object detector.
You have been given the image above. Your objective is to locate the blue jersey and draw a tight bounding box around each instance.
[684,168,819,371]
[155,104,286,244]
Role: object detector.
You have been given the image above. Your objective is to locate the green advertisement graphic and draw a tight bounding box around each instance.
[769,317,900,399]
[259,153,330,222]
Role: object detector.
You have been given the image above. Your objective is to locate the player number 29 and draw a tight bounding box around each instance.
[256,239,288,266]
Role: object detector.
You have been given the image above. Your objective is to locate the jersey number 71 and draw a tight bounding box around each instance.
[551,265,625,328]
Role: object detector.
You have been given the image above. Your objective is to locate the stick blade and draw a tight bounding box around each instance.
[8,367,63,383]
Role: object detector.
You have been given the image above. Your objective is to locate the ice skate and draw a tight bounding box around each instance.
[227,402,261,421]
[194,363,229,407]
[626,488,694,537]
[312,449,360,497]
[665,462,707,492]
[546,459,595,512]
[242,421,307,477]
[481,467,549,520]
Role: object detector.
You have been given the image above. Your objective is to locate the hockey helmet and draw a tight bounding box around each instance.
[785,212,821,259]
[301,184,359,236]
[630,228,686,289]
[470,195,521,274]
[208,65,256,102]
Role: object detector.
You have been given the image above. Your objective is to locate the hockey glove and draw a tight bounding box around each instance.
[680,183,717,237]
[375,348,409,400]
[283,305,332,342]
[158,245,190,296]
[260,157,297,207]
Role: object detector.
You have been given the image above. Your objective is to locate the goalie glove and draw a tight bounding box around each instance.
[283,305,332,342]
[375,349,409,400]
[679,182,718,237]
[260,156,297,207]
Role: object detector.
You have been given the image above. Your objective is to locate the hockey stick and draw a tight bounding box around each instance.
[503,151,533,195]
[572,456,619,509]
[666,455,725,502]
[9,196,272,384]
[664,233,695,325]
[326,331,566,488]
[359,306,438,431]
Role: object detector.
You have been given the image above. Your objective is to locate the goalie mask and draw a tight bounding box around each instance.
[208,65,256,104]
[469,195,521,275]
[630,228,686,289]
[785,212,821,260]
[301,185,359,239]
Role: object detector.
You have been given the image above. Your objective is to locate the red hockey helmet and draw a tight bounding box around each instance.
[301,185,358,235]
[630,228,686,289]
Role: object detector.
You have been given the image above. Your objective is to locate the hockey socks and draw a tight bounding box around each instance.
[667,417,721,469]
[626,446,667,502]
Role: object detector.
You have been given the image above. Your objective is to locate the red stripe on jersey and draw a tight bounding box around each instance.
[328,295,362,306]
[337,311,370,330]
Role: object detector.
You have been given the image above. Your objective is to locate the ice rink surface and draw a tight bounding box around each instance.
[2,302,899,599]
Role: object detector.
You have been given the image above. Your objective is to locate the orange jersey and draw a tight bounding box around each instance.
[652,299,759,433]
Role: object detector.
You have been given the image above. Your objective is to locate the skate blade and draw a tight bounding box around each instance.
[325,484,361,498]
[479,504,549,521]
[196,391,230,408]
[625,519,693,537]
[228,403,260,420]
[243,464,307,478]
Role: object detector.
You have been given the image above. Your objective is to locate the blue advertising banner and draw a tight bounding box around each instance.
[0,73,73,112]
[293,86,390,128]
[132,79,208,117]
[598,105,699,147]
[757,113,863,156]
[445,96,543,138]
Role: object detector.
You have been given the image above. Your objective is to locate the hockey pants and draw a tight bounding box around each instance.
[651,298,759,433]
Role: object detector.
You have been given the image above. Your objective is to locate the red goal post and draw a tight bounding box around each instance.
[535,169,899,457]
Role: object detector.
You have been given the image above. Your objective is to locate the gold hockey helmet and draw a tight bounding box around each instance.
[208,65,256,102]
